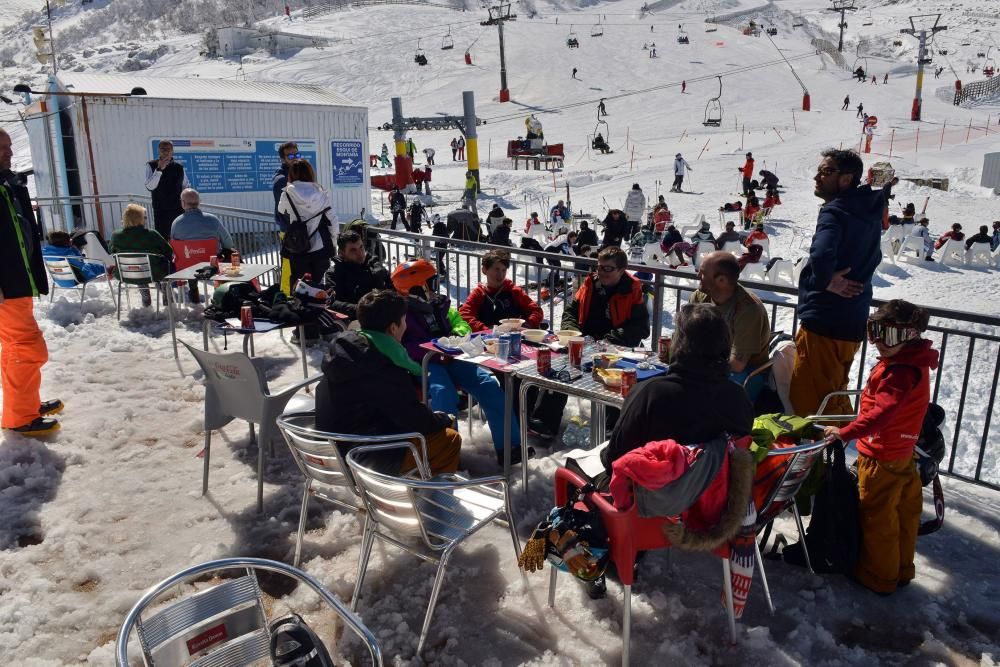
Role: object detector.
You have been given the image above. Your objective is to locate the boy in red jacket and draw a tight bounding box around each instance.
[824,300,939,595]
[459,250,544,332]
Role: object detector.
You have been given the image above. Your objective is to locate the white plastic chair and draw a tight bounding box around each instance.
[113,253,164,319]
[879,235,897,265]
[896,235,928,263]
[901,222,915,239]
[277,412,429,567]
[966,242,993,267]
[346,442,522,656]
[752,237,770,261]
[938,238,966,266]
[792,257,807,282]
[42,256,113,304]
[693,240,717,268]
[680,223,701,239]
[721,240,743,257]
[766,259,795,286]
[742,263,766,282]
[114,557,382,666]
[884,225,906,245]
[183,343,320,514]
[994,245,1000,268]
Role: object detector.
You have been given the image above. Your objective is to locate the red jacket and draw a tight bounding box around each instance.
[840,338,939,461]
[740,158,755,179]
[744,229,768,247]
[934,230,964,250]
[763,193,781,208]
[459,279,544,332]
[574,272,644,328]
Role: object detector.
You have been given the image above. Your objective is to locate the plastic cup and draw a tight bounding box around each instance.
[497,334,511,363]
[568,336,585,367]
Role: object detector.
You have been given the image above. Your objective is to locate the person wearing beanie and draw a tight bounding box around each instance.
[824,299,939,595]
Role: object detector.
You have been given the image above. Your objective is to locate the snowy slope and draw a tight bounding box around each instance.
[1,0,1000,664]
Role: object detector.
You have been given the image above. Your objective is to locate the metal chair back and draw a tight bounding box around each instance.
[115,557,382,666]
[349,447,428,543]
[43,256,82,287]
[114,253,155,284]
[757,439,828,524]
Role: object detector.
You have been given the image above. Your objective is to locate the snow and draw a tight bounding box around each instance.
[1,0,1000,664]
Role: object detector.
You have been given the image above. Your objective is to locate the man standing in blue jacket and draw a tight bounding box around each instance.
[790,149,897,418]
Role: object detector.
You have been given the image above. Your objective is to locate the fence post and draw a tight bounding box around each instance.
[630,146,635,171]
[651,277,665,348]
[966,118,973,143]
[888,129,895,157]
[940,121,946,150]
[915,126,920,153]
[791,110,797,133]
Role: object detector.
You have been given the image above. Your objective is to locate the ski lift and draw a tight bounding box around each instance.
[792,13,804,28]
[985,47,996,75]
[703,76,723,127]
[441,27,454,50]
[414,39,428,66]
[862,10,873,26]
[766,26,778,36]
[591,19,604,38]
[705,19,718,33]
[937,49,948,56]
[592,115,612,154]
[567,25,579,48]
[852,46,868,80]
[893,39,903,47]
[677,25,689,44]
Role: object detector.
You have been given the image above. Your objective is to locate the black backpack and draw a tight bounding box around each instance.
[782,441,859,575]
[268,613,335,667]
[282,197,332,257]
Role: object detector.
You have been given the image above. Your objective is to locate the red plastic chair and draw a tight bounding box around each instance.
[170,238,217,270]
[549,466,736,666]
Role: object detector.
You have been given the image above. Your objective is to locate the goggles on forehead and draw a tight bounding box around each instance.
[866,319,919,347]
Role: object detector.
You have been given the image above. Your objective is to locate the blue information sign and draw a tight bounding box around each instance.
[151,138,317,194]
[330,140,364,187]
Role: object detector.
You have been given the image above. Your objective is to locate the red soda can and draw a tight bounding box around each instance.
[210,256,219,270]
[658,336,671,363]
[536,348,552,376]
[240,302,254,329]
[620,368,637,397]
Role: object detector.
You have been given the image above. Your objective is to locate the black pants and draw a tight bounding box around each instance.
[153,207,182,241]
[391,210,406,229]
[452,149,457,160]
[742,177,752,196]
[672,174,684,190]
[288,249,331,289]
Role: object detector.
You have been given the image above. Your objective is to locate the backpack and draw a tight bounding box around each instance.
[268,613,335,667]
[915,402,946,535]
[282,196,331,258]
[782,441,859,575]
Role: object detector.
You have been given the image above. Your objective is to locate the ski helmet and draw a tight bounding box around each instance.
[391,258,437,295]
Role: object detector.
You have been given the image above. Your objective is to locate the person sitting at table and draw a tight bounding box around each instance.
[690,251,770,397]
[460,250,544,332]
[602,302,753,472]
[41,230,107,286]
[392,258,527,467]
[109,203,174,307]
[528,246,649,439]
[325,230,390,321]
[171,188,236,303]
[315,289,461,475]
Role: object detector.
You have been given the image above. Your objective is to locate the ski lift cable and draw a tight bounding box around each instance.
[765,30,807,95]
[481,51,822,124]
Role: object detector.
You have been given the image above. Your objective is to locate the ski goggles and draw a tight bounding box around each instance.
[866,319,919,347]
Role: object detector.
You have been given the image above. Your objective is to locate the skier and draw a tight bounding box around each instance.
[598,98,607,117]
[422,146,435,166]
[883,72,889,84]
[856,102,864,118]
[738,152,755,196]
[405,137,417,161]
[672,152,692,192]
[378,143,392,168]
[389,187,407,230]
[450,137,458,161]
[842,95,850,111]
[572,67,578,79]
[872,75,877,85]
[457,136,466,160]
[462,171,478,214]
[681,80,686,94]
[650,45,657,58]
[593,133,612,154]
[284,4,291,21]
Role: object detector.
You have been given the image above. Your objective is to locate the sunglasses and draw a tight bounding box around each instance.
[546,364,582,382]
[597,265,620,273]
[285,152,303,160]
[816,167,840,177]
[867,320,919,347]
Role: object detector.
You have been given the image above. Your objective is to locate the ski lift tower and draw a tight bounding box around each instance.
[901,14,947,121]
[482,2,516,103]
[826,0,856,53]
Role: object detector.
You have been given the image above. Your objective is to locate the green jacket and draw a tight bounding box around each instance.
[109,226,174,281]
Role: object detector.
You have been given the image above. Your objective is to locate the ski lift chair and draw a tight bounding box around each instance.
[591,22,604,37]
[677,27,690,44]
[894,40,903,47]
[567,27,580,48]
[114,557,382,667]
[414,39,428,65]
[703,76,723,127]
[442,27,454,50]
[766,27,777,36]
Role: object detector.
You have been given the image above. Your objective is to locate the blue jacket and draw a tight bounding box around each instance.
[272,164,290,232]
[41,244,106,287]
[797,185,889,342]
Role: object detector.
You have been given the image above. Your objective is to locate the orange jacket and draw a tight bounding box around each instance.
[741,158,755,179]
[575,273,644,328]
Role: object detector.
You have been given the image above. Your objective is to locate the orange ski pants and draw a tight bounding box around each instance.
[0,297,48,428]
[789,325,861,418]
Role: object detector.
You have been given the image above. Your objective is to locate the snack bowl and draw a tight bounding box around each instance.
[556,329,582,346]
[596,367,624,388]
[522,329,548,343]
[224,266,242,277]
[499,318,525,330]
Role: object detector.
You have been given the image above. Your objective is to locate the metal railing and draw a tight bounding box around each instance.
[33,195,1000,490]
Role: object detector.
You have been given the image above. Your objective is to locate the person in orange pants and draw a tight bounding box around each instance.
[0,127,61,435]
[824,300,938,594]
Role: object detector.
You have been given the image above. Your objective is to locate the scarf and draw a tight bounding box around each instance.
[359,329,422,377]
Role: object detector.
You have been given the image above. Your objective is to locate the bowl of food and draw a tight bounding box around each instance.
[223,265,242,277]
[522,329,548,343]
[596,367,624,388]
[556,329,582,346]
[499,318,525,330]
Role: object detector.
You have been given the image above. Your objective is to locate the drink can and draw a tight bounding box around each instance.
[568,337,585,368]
[497,334,511,362]
[231,250,241,268]
[620,368,637,397]
[508,331,522,359]
[240,302,254,329]
[537,347,552,375]
[658,335,671,363]
[210,255,219,270]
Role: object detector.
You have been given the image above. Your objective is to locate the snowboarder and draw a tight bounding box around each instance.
[672,152,692,192]
[450,137,458,161]
[422,146,435,166]
[856,102,864,118]
[572,67,578,79]
[842,95,850,111]
[598,98,607,117]
[378,143,392,168]
[462,171,478,214]
[405,137,417,161]
[883,73,889,84]
[681,80,686,94]
[457,136,466,160]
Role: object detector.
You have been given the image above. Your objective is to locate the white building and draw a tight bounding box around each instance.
[22,72,370,236]
[210,26,333,57]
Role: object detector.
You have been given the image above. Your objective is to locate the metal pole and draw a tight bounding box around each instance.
[45,0,58,74]
[498,18,510,102]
